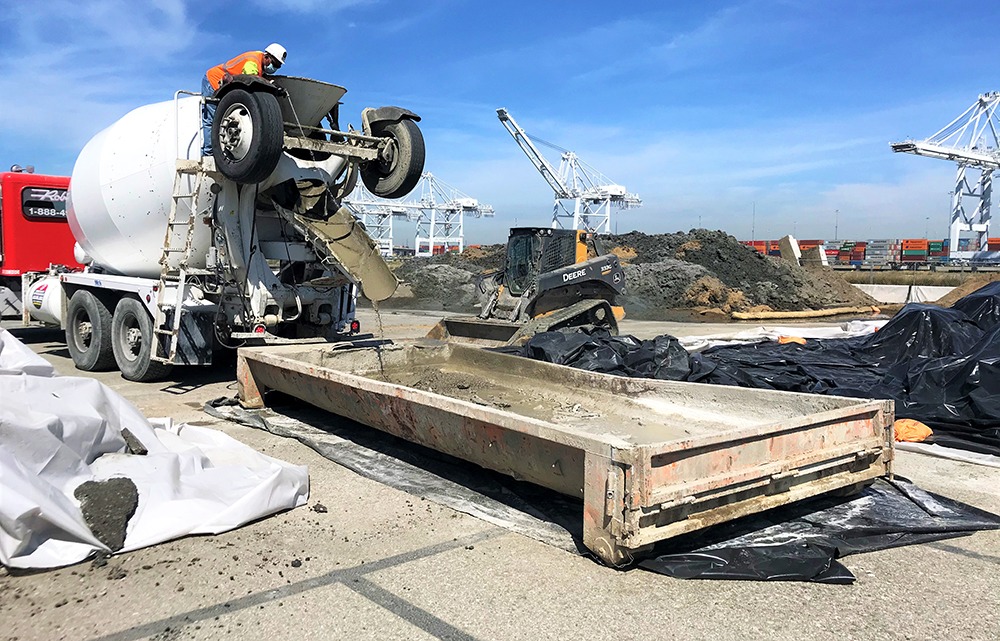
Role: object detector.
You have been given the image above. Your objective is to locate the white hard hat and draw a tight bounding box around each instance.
[264,43,287,67]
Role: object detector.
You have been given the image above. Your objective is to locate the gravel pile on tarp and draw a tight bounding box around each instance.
[378,229,875,318]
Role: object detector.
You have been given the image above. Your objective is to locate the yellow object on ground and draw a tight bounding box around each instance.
[778,336,807,345]
[894,418,933,443]
[732,306,880,320]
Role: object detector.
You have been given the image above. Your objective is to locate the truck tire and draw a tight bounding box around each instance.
[212,88,284,184]
[361,119,425,198]
[66,290,117,371]
[111,297,173,382]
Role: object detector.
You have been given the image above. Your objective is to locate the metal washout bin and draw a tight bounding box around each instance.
[237,341,894,564]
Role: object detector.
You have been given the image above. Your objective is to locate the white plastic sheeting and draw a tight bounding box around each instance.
[0,329,309,569]
[896,442,1000,468]
[678,319,888,352]
[852,284,954,304]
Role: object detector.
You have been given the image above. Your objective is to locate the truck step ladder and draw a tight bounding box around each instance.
[152,159,217,364]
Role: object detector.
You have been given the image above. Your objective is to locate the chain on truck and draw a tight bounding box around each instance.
[4,74,425,382]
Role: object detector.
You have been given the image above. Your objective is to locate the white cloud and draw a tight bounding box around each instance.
[0,0,201,161]
[250,0,373,12]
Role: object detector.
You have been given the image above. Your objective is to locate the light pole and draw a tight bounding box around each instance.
[946,191,954,239]
[751,201,756,242]
[834,209,839,241]
[925,216,929,239]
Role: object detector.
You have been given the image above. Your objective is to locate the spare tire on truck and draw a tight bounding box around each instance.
[361,119,425,199]
[212,88,284,184]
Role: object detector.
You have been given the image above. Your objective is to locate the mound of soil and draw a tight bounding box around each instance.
[605,230,876,316]
[933,274,1000,307]
[386,263,479,312]
[380,229,876,319]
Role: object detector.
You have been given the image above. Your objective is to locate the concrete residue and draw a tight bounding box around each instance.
[73,477,139,552]
[120,428,148,456]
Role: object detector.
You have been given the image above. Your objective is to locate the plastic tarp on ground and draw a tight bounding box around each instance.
[853,284,954,304]
[0,329,309,569]
[676,319,886,352]
[508,282,1000,456]
[640,477,1000,583]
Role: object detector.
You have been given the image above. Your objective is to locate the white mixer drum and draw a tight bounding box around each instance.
[67,96,212,277]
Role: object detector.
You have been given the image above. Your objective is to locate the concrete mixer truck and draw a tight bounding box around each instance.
[21,74,425,381]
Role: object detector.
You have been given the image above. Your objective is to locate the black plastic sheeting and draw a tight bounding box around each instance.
[640,478,1000,583]
[507,281,1000,455]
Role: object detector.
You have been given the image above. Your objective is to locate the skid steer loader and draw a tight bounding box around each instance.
[427,227,626,346]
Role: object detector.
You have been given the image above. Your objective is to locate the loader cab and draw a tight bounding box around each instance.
[503,227,598,296]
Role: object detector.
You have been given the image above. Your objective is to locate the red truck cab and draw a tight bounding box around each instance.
[0,167,82,316]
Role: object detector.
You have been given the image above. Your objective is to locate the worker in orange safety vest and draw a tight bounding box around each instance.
[201,43,288,157]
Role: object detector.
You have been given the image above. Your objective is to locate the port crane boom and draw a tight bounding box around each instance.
[497,108,640,233]
[891,92,1000,257]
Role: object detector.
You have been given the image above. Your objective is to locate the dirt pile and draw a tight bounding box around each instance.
[606,230,876,318]
[374,245,504,311]
[933,274,1000,307]
[388,263,479,311]
[379,229,876,318]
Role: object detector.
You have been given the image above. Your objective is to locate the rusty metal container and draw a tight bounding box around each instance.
[237,341,894,564]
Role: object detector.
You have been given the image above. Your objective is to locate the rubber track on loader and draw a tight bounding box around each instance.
[507,299,617,345]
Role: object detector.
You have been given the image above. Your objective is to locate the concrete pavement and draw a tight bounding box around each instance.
[1,312,998,641]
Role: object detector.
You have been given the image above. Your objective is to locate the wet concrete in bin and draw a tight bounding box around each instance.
[372,362,763,446]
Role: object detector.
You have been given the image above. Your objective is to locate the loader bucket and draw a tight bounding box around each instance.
[426,317,521,347]
[427,300,620,348]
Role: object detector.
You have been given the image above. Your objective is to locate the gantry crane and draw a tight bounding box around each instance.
[412,173,495,256]
[497,107,641,234]
[891,92,1000,258]
[343,185,417,256]
[344,173,494,257]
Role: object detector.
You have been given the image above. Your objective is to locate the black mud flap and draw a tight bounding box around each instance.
[159,309,214,365]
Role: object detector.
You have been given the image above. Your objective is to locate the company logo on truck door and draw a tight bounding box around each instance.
[562,268,587,282]
[31,284,47,309]
[26,188,68,203]
[21,187,69,220]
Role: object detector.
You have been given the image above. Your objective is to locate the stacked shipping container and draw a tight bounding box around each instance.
[901,239,929,263]
[864,239,900,264]
[739,236,1000,264]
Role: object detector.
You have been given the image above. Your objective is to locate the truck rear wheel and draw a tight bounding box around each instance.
[111,297,173,382]
[66,290,116,371]
[361,119,425,198]
[212,88,284,184]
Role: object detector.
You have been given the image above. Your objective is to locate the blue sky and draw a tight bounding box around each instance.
[1,0,996,244]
